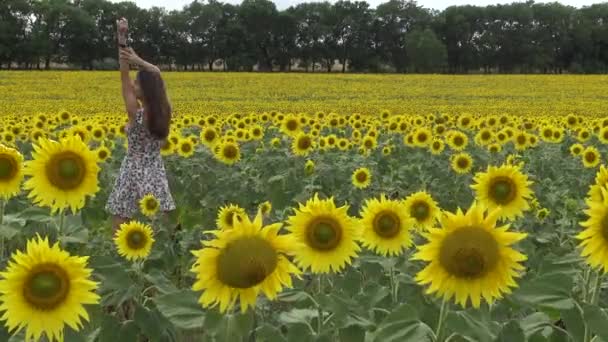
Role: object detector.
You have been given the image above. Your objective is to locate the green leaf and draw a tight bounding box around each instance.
[512,273,574,310]
[446,311,496,342]
[0,224,19,239]
[495,320,525,342]
[583,303,608,341]
[89,256,133,291]
[17,207,52,222]
[285,323,314,342]
[339,325,365,342]
[117,321,139,342]
[560,306,585,342]
[212,311,255,341]
[256,324,286,342]
[371,304,433,342]
[153,289,206,331]
[133,303,166,341]
[279,308,318,325]
[520,312,552,338]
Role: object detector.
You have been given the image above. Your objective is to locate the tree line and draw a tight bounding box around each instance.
[2,0,608,73]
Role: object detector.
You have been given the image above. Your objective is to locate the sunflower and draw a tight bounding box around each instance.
[114,221,155,261]
[578,187,608,272]
[304,159,315,175]
[0,235,99,341]
[588,165,608,202]
[535,208,550,221]
[451,152,473,174]
[413,202,527,308]
[352,167,372,189]
[160,139,174,156]
[413,127,432,147]
[569,143,584,157]
[0,144,24,200]
[471,164,533,220]
[429,139,445,155]
[95,146,111,163]
[447,131,468,151]
[259,201,272,216]
[286,194,360,273]
[217,204,246,230]
[292,133,314,156]
[487,143,502,153]
[200,127,219,147]
[214,141,241,165]
[23,136,100,214]
[177,139,195,158]
[139,194,160,217]
[403,191,441,231]
[359,194,415,256]
[191,210,300,313]
[582,146,601,168]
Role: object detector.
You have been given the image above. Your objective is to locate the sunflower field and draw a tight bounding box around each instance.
[1,71,608,342]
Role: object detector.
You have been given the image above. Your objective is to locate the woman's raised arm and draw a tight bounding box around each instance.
[117,18,138,120]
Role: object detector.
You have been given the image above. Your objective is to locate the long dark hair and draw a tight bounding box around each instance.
[136,70,171,140]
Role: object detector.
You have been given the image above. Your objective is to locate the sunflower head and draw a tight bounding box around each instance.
[451,152,473,174]
[352,167,372,189]
[471,163,533,220]
[359,194,415,256]
[215,141,241,165]
[582,147,601,168]
[114,221,155,261]
[403,191,441,231]
[0,144,24,199]
[286,194,361,273]
[292,133,314,156]
[139,194,160,217]
[578,187,608,273]
[217,204,246,230]
[191,210,300,313]
[23,136,100,214]
[413,202,527,308]
[0,235,99,341]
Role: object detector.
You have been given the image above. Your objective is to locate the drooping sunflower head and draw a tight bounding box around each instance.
[304,159,315,175]
[413,202,527,308]
[359,194,415,256]
[216,204,246,230]
[0,235,99,341]
[0,144,24,200]
[471,163,533,220]
[139,194,160,218]
[286,194,361,273]
[451,152,473,174]
[191,210,300,313]
[578,187,608,272]
[23,136,100,214]
[352,167,372,189]
[114,221,155,261]
[403,191,441,231]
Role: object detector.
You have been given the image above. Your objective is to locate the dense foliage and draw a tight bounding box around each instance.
[2,0,608,73]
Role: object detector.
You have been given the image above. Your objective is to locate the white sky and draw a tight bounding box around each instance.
[115,0,603,11]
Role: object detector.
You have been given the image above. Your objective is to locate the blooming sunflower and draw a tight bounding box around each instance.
[114,221,155,261]
[139,194,160,217]
[177,139,195,158]
[569,143,584,157]
[191,211,300,313]
[217,204,246,230]
[292,133,314,156]
[471,164,533,220]
[403,191,441,231]
[23,136,100,214]
[95,146,111,163]
[214,141,241,165]
[582,146,601,168]
[413,202,527,308]
[450,152,473,174]
[0,144,24,200]
[429,139,445,155]
[200,127,219,147]
[359,194,415,256]
[578,187,608,272]
[0,235,99,341]
[286,194,361,273]
[352,167,372,189]
[588,165,608,202]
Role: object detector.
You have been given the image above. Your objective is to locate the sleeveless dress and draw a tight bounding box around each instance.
[106,108,176,217]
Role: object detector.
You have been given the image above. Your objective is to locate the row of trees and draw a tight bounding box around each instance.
[2,0,608,73]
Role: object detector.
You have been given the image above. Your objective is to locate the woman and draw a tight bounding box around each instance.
[106,18,176,231]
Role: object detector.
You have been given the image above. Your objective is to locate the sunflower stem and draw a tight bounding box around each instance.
[316,275,323,336]
[390,265,398,303]
[435,300,449,342]
[584,269,602,342]
[58,209,66,247]
[591,271,603,306]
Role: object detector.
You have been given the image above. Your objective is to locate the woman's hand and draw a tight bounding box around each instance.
[119,47,142,66]
[116,18,128,46]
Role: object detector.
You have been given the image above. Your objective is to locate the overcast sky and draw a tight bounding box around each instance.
[114,0,604,11]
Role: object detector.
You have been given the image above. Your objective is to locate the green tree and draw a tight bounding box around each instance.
[405,28,446,72]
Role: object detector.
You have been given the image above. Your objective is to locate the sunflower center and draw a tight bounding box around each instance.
[181,143,192,153]
[306,217,342,251]
[204,130,216,142]
[98,150,108,159]
[418,133,428,142]
[490,177,516,204]
[145,198,158,211]
[0,155,17,180]
[411,201,430,220]
[216,236,278,288]
[46,152,86,190]
[223,145,238,159]
[585,151,597,163]
[23,264,70,311]
[457,157,469,169]
[286,120,298,131]
[126,230,147,250]
[454,136,464,146]
[439,226,499,279]
[298,137,311,149]
[355,171,368,183]
[373,211,401,238]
